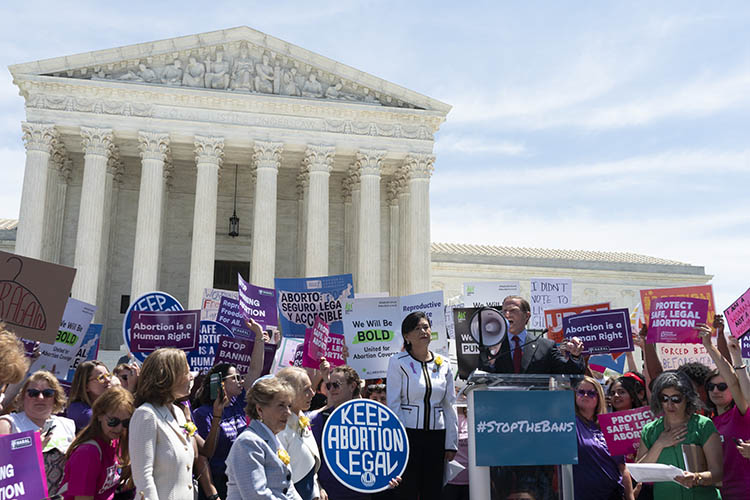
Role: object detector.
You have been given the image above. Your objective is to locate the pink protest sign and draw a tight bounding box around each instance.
[0,430,48,500]
[598,406,654,456]
[302,318,346,368]
[647,297,708,344]
[724,287,750,339]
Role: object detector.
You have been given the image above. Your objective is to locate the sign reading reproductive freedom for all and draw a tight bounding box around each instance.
[647,297,708,344]
[0,430,48,500]
[322,399,408,493]
[473,390,577,466]
[123,291,184,362]
[275,274,354,339]
[562,308,634,355]
[599,406,654,456]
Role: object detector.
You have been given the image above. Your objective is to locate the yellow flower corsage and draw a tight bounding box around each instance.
[277,448,291,465]
[182,421,197,437]
[435,355,443,366]
[298,415,311,435]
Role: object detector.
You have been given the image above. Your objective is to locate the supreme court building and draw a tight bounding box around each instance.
[8,27,710,349]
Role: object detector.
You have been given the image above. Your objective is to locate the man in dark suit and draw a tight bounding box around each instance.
[479,295,585,374]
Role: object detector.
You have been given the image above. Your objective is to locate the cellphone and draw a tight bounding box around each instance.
[733,438,743,445]
[209,373,221,401]
[42,420,56,437]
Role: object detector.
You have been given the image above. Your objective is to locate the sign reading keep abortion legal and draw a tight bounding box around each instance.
[322,399,408,493]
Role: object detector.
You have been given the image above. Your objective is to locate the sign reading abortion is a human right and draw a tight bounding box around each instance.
[322,399,408,493]
[562,308,634,355]
[473,390,577,466]
[122,291,184,362]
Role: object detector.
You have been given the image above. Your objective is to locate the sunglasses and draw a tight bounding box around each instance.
[659,394,685,404]
[368,384,386,391]
[707,382,728,392]
[576,389,597,399]
[27,388,55,399]
[326,381,342,390]
[89,372,112,384]
[106,417,130,429]
[223,374,243,383]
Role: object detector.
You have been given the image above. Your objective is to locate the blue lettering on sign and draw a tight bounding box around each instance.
[322,399,408,493]
[186,320,234,372]
[122,292,183,362]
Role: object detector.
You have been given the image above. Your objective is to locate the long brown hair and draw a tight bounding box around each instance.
[0,325,29,386]
[69,360,108,406]
[134,348,188,407]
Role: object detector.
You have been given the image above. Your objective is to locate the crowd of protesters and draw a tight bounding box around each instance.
[1,293,750,500]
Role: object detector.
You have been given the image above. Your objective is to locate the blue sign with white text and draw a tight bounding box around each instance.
[186,320,234,372]
[473,390,577,466]
[322,399,408,493]
[122,292,183,362]
[275,274,354,339]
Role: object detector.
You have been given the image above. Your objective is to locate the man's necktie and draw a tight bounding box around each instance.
[512,335,522,374]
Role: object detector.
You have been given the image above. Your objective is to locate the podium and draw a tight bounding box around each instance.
[463,371,583,500]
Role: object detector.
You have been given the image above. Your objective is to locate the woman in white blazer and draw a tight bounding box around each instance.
[225,377,301,500]
[276,367,324,500]
[130,348,196,500]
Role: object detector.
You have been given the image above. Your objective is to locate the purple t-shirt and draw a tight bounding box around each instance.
[67,401,93,433]
[713,405,750,500]
[62,437,120,500]
[193,391,248,474]
[573,416,624,500]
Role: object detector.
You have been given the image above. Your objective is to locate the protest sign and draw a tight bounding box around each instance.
[325,333,346,366]
[270,337,304,373]
[647,297,708,344]
[123,291,184,362]
[562,309,634,355]
[740,334,750,359]
[26,298,97,378]
[275,274,354,339]
[529,278,572,330]
[65,323,102,383]
[213,335,276,376]
[658,343,715,370]
[303,317,330,368]
[400,290,448,355]
[462,281,520,308]
[599,406,654,456]
[343,297,401,379]
[129,310,200,353]
[453,307,482,379]
[201,287,238,321]
[0,250,76,344]
[322,399,409,493]
[545,302,610,343]
[640,285,715,325]
[186,320,233,372]
[237,274,278,330]
[473,390,577,466]
[0,430,48,500]
[724,287,750,339]
[588,353,627,377]
[216,297,256,338]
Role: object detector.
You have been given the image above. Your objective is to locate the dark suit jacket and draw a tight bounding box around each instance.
[479,330,585,374]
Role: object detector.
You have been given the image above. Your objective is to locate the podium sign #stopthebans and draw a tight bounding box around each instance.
[322,399,408,493]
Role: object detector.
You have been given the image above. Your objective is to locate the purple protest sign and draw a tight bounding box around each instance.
[216,297,255,338]
[724,287,750,339]
[599,406,654,456]
[213,335,278,376]
[293,344,305,367]
[129,310,200,353]
[303,317,330,368]
[237,274,278,330]
[0,430,48,500]
[647,297,709,344]
[563,308,634,355]
[741,334,750,359]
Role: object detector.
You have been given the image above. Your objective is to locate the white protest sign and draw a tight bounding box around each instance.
[201,287,238,321]
[462,281,521,308]
[400,290,448,356]
[343,297,402,379]
[529,278,572,330]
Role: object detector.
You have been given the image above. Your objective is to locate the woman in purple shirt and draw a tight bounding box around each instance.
[68,361,113,432]
[573,376,634,500]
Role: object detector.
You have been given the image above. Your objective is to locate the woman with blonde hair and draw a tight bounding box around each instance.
[130,348,195,500]
[0,370,76,496]
[69,360,114,431]
[0,324,29,411]
[60,386,134,500]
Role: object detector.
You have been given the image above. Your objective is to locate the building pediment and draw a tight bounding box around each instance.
[9,26,450,114]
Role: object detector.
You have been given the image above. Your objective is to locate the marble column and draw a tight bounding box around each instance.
[349,166,361,284]
[303,145,335,277]
[387,180,400,296]
[396,171,410,295]
[131,132,170,300]
[341,177,353,275]
[96,148,121,324]
[188,136,224,309]
[251,140,283,288]
[356,149,385,294]
[41,143,67,263]
[296,169,309,277]
[405,153,435,294]
[72,127,114,304]
[16,122,58,258]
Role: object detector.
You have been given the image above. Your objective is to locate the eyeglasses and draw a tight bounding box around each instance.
[707,382,728,392]
[576,389,597,399]
[26,388,55,399]
[89,372,112,384]
[326,381,342,390]
[223,374,243,383]
[659,394,685,404]
[106,417,130,428]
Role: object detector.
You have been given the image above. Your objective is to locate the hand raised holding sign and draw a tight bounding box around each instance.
[559,336,584,358]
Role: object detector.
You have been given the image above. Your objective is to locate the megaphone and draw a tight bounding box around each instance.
[469,307,509,347]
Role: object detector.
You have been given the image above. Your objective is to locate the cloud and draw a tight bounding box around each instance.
[435,135,526,156]
[0,146,24,219]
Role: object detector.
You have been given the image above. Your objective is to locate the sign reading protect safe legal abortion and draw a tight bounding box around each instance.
[322,399,408,493]
[647,297,708,344]
[130,310,200,352]
[473,390,577,466]
[562,308,634,355]
[599,406,654,456]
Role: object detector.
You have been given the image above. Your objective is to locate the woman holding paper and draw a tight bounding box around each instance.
[698,317,750,500]
[573,376,633,500]
[635,371,722,499]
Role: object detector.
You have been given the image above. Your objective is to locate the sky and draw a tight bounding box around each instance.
[1,1,748,310]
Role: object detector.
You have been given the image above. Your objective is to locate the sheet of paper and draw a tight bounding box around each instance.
[627,463,685,484]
